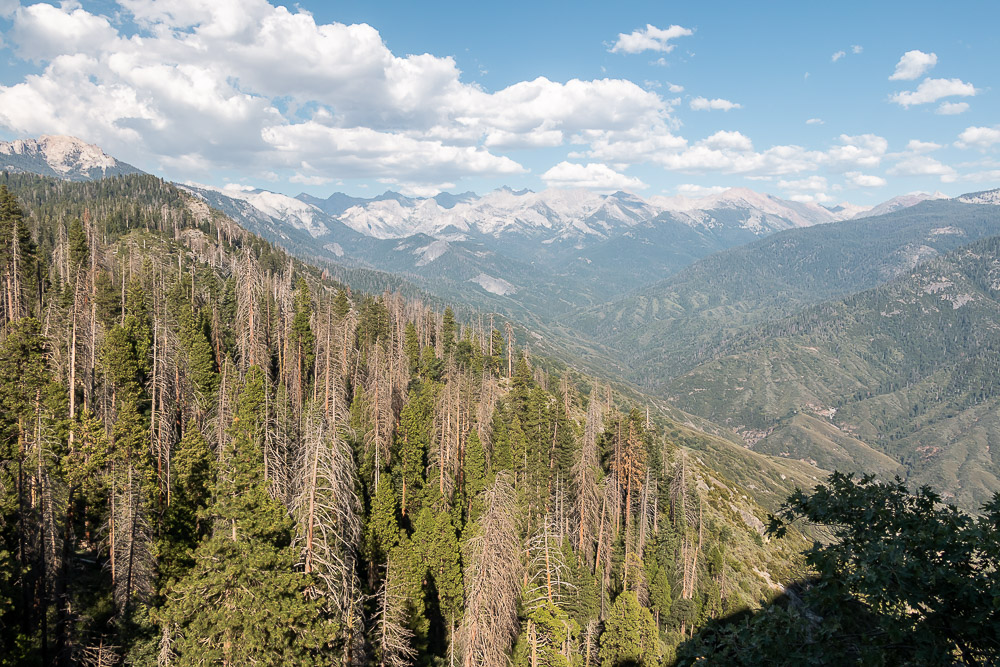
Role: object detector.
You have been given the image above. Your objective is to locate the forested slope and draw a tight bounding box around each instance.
[0,173,811,665]
[669,235,1000,510]
[573,198,1000,391]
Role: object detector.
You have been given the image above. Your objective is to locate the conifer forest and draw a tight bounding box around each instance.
[0,174,816,665]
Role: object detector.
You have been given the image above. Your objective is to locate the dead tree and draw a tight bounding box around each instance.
[573,394,602,565]
[375,558,417,667]
[461,475,523,667]
[292,412,364,647]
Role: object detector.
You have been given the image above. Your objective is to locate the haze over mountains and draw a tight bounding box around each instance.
[5,134,1000,512]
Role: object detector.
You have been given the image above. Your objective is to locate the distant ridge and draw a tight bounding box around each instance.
[0,135,144,181]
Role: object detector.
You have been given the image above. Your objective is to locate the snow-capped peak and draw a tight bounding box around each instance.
[184,183,332,238]
[0,135,141,180]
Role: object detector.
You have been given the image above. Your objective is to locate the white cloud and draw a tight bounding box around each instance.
[955,126,1000,150]
[667,82,684,93]
[888,155,957,182]
[806,118,824,125]
[905,140,941,153]
[263,123,525,181]
[845,171,887,187]
[826,134,888,169]
[577,126,687,163]
[852,45,863,54]
[699,130,753,152]
[936,101,969,115]
[396,182,455,197]
[778,175,828,192]
[889,50,937,80]
[890,78,976,107]
[541,162,646,191]
[831,50,846,62]
[962,169,1000,183]
[690,96,741,111]
[675,183,727,196]
[483,127,564,149]
[583,130,886,180]
[9,2,119,62]
[610,24,693,55]
[289,172,333,186]
[0,0,682,189]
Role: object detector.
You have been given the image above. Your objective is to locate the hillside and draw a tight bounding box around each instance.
[573,198,1000,391]
[0,172,819,664]
[669,235,1000,509]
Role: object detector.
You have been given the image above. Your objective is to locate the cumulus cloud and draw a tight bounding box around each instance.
[9,2,119,62]
[955,126,1000,150]
[575,126,687,163]
[831,51,846,62]
[290,172,334,186]
[845,171,887,187]
[826,134,888,170]
[667,82,684,93]
[690,97,741,111]
[778,175,828,192]
[675,183,727,196]
[889,50,937,80]
[936,101,969,115]
[582,129,886,180]
[905,140,941,153]
[0,0,686,191]
[806,118,824,125]
[890,78,976,107]
[541,162,646,191]
[610,24,693,55]
[888,155,957,182]
[699,130,753,152]
[962,169,1000,183]
[852,45,863,54]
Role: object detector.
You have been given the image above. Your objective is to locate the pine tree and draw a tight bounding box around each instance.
[159,367,337,664]
[441,308,456,358]
[290,277,316,398]
[0,186,36,320]
[462,429,487,523]
[333,287,351,318]
[404,322,420,376]
[397,384,433,517]
[598,591,660,667]
[158,429,213,583]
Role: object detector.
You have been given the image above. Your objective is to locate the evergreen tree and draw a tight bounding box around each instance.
[291,277,316,393]
[159,367,336,664]
[599,591,660,667]
[396,384,433,517]
[462,429,487,522]
[158,429,213,583]
[67,219,89,278]
[440,307,456,357]
[403,321,420,376]
[332,287,351,318]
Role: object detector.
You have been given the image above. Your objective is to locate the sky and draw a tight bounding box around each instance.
[0,0,998,204]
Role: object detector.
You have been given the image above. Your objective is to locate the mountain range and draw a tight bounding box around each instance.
[0,135,142,181]
[4,134,1000,511]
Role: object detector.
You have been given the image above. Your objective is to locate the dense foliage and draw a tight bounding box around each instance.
[677,473,1000,665]
[0,175,801,665]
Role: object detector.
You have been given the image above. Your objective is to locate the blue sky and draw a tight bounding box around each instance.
[0,0,997,204]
